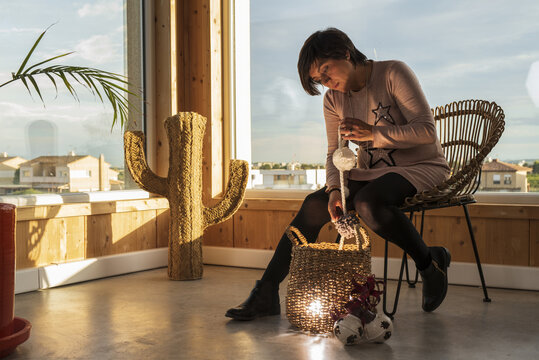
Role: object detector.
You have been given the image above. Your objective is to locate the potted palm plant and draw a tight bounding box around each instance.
[0,25,133,357]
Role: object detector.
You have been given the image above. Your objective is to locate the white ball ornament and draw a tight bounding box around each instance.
[333,314,365,346]
[332,148,356,171]
[364,313,393,343]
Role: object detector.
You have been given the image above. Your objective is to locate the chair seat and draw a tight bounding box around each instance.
[400,194,476,213]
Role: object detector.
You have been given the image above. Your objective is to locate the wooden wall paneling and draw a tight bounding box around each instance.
[156,209,170,248]
[530,220,539,266]
[420,214,530,266]
[16,217,86,269]
[156,207,235,248]
[16,199,168,221]
[16,220,37,269]
[233,209,296,250]
[425,203,539,220]
[481,219,529,266]
[421,215,481,263]
[368,226,403,259]
[63,216,86,263]
[241,199,302,212]
[45,219,67,265]
[16,204,90,221]
[17,220,49,269]
[87,210,157,257]
[204,217,234,247]
[132,210,159,251]
[87,214,113,257]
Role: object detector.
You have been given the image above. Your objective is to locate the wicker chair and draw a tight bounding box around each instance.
[382,99,505,318]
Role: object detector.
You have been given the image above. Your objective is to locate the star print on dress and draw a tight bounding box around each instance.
[367,148,396,167]
[372,102,395,125]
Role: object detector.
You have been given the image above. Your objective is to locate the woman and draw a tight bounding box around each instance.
[226,28,451,321]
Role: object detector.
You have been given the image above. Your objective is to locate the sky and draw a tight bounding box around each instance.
[250,0,539,163]
[0,0,126,167]
[1,0,538,168]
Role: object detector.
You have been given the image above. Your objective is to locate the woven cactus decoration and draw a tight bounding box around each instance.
[124,112,248,280]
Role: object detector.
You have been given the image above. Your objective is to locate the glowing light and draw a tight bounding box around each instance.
[307,300,322,315]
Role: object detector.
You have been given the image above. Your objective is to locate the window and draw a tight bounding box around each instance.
[0,0,145,198]
[504,175,512,185]
[493,174,501,185]
[237,0,539,196]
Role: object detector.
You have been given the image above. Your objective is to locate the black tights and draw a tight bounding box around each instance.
[260,172,431,285]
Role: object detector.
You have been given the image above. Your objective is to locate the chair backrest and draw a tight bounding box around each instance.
[403,99,505,207]
[434,99,505,197]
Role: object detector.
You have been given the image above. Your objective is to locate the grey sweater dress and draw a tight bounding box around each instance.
[323,60,450,193]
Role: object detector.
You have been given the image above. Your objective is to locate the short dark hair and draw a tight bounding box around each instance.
[297,28,367,96]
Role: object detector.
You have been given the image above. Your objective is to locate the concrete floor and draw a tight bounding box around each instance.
[6,265,539,360]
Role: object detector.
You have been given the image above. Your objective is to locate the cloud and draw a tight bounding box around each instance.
[74,35,121,64]
[526,61,539,108]
[78,0,123,18]
[0,27,42,34]
[421,51,539,83]
[253,133,326,163]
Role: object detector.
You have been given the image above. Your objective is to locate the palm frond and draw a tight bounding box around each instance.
[14,23,56,76]
[0,24,137,130]
[13,65,136,129]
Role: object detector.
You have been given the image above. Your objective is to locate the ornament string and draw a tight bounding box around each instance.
[337,126,348,217]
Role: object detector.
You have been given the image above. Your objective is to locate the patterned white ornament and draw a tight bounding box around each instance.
[332,148,356,171]
[333,314,365,346]
[364,313,393,343]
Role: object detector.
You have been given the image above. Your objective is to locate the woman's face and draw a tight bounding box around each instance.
[309,56,356,93]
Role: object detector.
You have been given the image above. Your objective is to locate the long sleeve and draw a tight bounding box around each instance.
[372,61,437,149]
[323,91,347,190]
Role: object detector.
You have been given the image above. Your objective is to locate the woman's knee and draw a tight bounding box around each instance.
[354,196,376,220]
[302,189,328,210]
[295,189,330,226]
[354,193,387,228]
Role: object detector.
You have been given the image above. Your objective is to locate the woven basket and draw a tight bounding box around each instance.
[285,224,371,334]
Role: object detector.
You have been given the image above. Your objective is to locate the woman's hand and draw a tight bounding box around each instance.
[328,190,344,222]
[340,117,373,142]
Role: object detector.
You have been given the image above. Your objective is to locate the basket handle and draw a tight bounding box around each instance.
[355,224,371,250]
[286,226,309,246]
[338,224,371,250]
[287,224,371,251]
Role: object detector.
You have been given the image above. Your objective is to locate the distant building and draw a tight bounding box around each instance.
[250,169,326,190]
[480,159,532,192]
[0,153,30,194]
[286,161,301,170]
[0,153,27,184]
[19,153,123,193]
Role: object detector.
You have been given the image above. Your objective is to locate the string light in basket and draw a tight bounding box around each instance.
[308,300,323,316]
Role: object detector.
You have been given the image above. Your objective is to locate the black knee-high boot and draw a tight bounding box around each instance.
[225,280,280,320]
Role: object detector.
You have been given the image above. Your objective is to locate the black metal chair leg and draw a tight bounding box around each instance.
[462,204,491,302]
[382,240,406,319]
